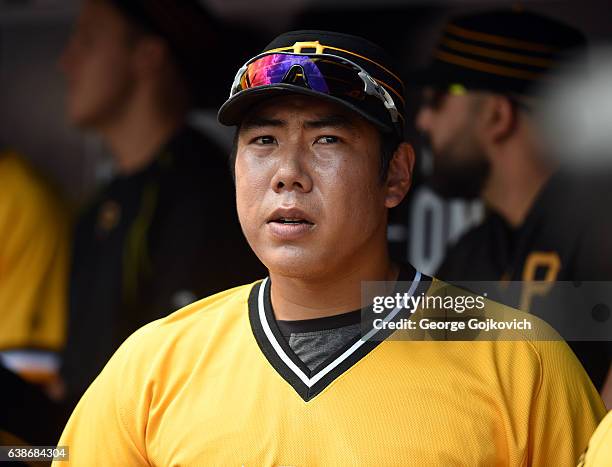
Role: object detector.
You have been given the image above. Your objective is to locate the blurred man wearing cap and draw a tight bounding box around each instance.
[54,30,604,465]
[415,9,612,404]
[56,0,264,406]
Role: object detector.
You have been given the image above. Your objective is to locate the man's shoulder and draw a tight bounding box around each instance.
[1,151,61,203]
[112,281,260,363]
[421,279,602,413]
[86,281,262,392]
[0,151,68,229]
[1,150,35,185]
[142,281,256,332]
[426,279,588,370]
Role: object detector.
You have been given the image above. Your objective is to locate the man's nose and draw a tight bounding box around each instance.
[416,106,432,133]
[270,148,313,194]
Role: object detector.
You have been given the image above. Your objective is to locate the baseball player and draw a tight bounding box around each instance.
[0,150,69,385]
[414,9,612,401]
[54,30,605,466]
[57,0,264,407]
[0,150,69,444]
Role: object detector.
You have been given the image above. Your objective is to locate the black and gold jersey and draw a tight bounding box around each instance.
[437,170,612,388]
[62,125,265,402]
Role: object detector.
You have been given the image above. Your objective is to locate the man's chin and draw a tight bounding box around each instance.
[67,113,91,129]
[66,104,100,129]
[262,249,327,279]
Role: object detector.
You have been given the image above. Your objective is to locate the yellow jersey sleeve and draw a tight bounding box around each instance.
[527,340,607,465]
[54,324,154,466]
[0,152,70,381]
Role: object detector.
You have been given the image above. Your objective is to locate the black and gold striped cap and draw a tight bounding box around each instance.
[414,9,586,95]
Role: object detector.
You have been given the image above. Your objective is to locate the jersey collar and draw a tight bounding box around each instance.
[248,265,430,401]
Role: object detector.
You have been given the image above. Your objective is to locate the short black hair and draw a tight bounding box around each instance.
[228,127,400,183]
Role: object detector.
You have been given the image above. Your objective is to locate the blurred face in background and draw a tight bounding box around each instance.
[416,87,490,199]
[59,0,138,129]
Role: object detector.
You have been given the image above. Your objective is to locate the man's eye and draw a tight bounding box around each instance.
[253,136,276,145]
[316,136,339,144]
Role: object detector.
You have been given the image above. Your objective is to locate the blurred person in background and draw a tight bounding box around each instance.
[56,0,265,407]
[414,9,612,404]
[0,148,69,443]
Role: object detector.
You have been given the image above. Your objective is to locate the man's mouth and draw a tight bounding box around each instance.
[271,217,314,225]
[266,207,315,225]
[266,208,316,239]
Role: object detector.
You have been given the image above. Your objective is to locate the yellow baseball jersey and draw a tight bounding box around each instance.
[0,151,69,382]
[56,269,605,466]
[579,410,612,466]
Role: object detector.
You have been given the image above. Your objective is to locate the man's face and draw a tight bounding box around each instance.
[416,87,490,199]
[235,95,390,279]
[59,0,137,128]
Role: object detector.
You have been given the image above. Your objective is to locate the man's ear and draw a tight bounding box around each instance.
[483,95,517,144]
[384,142,415,208]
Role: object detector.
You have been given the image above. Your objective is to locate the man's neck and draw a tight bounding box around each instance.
[98,97,185,176]
[269,254,398,321]
[482,138,555,228]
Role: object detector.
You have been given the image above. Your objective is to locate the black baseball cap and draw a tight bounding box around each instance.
[412,9,587,96]
[217,30,406,137]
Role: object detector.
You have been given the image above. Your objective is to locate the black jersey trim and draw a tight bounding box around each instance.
[276,309,361,336]
[248,266,431,401]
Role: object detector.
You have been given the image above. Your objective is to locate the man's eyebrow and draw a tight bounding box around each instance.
[303,114,356,130]
[240,117,286,131]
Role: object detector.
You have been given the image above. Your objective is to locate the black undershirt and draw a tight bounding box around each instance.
[277,310,362,371]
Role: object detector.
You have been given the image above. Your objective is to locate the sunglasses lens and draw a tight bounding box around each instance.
[313,58,366,99]
[240,54,327,92]
[238,54,365,99]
